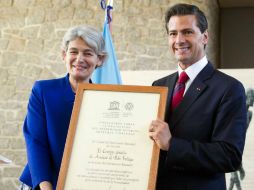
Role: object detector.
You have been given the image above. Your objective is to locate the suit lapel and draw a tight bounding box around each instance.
[63,74,75,103]
[63,75,93,103]
[170,63,215,128]
[165,72,178,122]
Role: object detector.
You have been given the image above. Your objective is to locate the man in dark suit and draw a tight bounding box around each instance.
[149,3,247,190]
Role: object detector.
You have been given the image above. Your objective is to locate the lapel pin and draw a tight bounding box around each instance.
[197,87,201,91]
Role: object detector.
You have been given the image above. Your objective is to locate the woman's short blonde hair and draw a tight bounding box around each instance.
[61,25,107,59]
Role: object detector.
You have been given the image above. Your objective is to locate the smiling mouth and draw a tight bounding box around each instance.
[175,47,190,54]
[73,65,88,70]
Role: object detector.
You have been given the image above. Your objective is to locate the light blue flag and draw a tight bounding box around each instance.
[91,20,122,84]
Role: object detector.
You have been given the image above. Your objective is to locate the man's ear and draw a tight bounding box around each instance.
[202,30,209,45]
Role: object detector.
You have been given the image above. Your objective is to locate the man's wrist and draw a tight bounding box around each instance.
[39,181,53,190]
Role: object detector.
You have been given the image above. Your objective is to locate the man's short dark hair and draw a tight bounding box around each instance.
[165,3,208,34]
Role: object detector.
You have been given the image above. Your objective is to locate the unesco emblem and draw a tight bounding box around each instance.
[108,101,120,110]
[125,102,134,111]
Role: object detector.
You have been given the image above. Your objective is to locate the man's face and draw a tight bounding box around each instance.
[167,15,208,69]
[62,37,102,83]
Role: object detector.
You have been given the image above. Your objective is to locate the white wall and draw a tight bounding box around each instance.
[121,69,254,90]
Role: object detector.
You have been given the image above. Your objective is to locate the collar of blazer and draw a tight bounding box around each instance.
[63,74,76,103]
[169,62,215,128]
[63,74,93,103]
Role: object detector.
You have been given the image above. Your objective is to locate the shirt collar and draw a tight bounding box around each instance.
[177,56,208,81]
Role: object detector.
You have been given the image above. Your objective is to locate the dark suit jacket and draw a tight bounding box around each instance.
[153,63,247,190]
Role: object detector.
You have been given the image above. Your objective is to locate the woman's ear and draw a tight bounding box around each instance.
[96,59,103,68]
[61,49,66,61]
[96,54,107,67]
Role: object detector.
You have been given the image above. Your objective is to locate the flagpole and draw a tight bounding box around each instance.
[104,0,113,33]
[107,0,113,33]
[92,0,122,84]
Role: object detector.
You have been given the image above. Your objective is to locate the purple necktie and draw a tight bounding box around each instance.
[171,71,189,110]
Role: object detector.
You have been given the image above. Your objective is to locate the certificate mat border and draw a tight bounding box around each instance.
[57,84,168,190]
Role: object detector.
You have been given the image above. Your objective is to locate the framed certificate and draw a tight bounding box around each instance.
[57,84,168,190]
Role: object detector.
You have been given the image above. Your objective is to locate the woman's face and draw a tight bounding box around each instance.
[63,37,102,83]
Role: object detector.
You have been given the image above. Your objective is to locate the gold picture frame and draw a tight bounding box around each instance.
[57,84,168,190]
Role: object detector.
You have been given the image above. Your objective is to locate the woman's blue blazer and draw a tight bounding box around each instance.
[20,74,75,189]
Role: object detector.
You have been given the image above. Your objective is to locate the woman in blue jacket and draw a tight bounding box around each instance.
[19,25,107,190]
